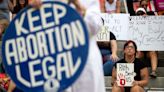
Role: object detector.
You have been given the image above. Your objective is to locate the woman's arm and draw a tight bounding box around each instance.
[110,40,119,62]
[116,0,121,13]
[111,67,117,86]
[133,67,149,87]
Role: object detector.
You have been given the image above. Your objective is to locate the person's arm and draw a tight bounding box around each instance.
[7,80,16,92]
[72,0,86,16]
[133,67,149,87]
[110,40,119,62]
[116,0,121,13]
[0,24,4,37]
[100,0,106,13]
[111,67,117,86]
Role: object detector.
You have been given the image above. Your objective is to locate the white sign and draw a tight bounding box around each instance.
[96,26,110,41]
[101,13,130,40]
[117,63,135,87]
[129,16,164,51]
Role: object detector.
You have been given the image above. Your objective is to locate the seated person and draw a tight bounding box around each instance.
[139,0,156,15]
[112,40,149,92]
[135,8,158,78]
[97,32,119,76]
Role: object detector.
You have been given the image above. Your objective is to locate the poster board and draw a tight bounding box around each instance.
[100,13,130,40]
[96,26,110,41]
[129,16,164,51]
[117,63,135,87]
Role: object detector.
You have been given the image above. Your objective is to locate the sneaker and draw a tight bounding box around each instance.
[150,71,157,78]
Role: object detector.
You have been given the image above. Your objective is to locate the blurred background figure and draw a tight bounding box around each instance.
[135,7,158,78]
[139,0,156,15]
[104,0,121,13]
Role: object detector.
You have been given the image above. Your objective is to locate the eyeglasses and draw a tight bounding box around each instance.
[125,46,135,49]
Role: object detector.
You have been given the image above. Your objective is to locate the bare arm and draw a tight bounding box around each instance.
[110,40,119,62]
[100,0,106,13]
[116,0,121,13]
[133,67,149,87]
[112,67,117,85]
[7,80,16,92]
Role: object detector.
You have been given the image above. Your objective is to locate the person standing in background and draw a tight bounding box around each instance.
[0,0,10,37]
[135,7,158,78]
[104,0,121,13]
[139,0,156,15]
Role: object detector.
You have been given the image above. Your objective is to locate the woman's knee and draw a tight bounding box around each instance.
[112,86,122,92]
[148,51,157,58]
[131,85,144,92]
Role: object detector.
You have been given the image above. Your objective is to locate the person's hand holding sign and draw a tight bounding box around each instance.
[132,81,140,87]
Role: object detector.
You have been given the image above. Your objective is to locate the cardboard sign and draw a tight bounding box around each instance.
[2,1,89,92]
[129,16,164,51]
[96,26,110,41]
[100,13,130,40]
[117,63,135,87]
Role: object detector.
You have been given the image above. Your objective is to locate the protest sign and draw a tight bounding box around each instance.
[117,63,135,87]
[100,13,129,40]
[2,1,89,92]
[129,16,164,51]
[96,26,110,41]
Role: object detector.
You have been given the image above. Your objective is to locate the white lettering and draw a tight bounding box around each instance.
[53,4,66,25]
[42,57,56,79]
[71,20,85,47]
[28,8,42,32]
[36,31,49,57]
[26,34,38,59]
[5,39,18,65]
[16,37,28,63]
[16,65,31,87]
[57,52,70,80]
[29,60,43,87]
[40,4,55,29]
[61,24,73,50]
[15,13,29,36]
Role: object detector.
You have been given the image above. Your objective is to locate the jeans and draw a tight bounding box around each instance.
[100,49,115,76]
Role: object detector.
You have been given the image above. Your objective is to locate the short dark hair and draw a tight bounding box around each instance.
[124,40,137,54]
[136,11,146,15]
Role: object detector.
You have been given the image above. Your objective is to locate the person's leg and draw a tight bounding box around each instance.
[148,51,158,78]
[136,51,144,58]
[100,49,111,64]
[112,85,122,92]
[130,85,144,92]
[103,60,115,76]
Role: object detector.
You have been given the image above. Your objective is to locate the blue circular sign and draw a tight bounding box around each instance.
[2,1,89,92]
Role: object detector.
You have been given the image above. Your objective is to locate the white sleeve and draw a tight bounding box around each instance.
[84,10,103,38]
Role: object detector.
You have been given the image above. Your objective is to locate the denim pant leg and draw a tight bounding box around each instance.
[103,60,115,76]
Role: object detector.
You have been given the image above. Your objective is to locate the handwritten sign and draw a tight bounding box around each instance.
[2,1,89,92]
[96,26,110,41]
[129,16,164,51]
[100,13,129,40]
[117,63,134,87]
